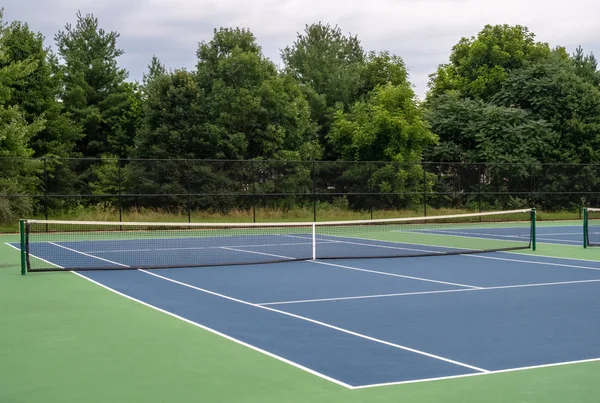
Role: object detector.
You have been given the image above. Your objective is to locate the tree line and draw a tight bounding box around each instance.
[1,9,600,221]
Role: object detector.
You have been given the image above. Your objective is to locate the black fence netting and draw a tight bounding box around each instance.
[2,157,600,224]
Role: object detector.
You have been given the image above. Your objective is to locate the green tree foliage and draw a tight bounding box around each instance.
[330,84,435,162]
[571,46,600,87]
[142,56,166,88]
[428,24,551,102]
[55,11,133,158]
[197,27,319,161]
[425,92,554,209]
[282,23,365,158]
[329,83,437,208]
[0,19,81,158]
[494,53,600,164]
[0,10,44,222]
[427,92,553,166]
[359,51,410,96]
[490,52,600,207]
[134,70,226,159]
[131,28,320,211]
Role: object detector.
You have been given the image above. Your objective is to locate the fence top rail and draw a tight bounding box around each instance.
[2,156,600,167]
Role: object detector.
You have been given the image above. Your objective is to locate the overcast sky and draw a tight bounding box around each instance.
[3,0,600,98]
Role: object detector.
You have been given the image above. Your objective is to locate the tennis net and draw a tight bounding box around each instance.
[584,208,600,247]
[18,209,535,273]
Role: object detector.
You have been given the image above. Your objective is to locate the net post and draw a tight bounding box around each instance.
[19,219,26,275]
[312,222,316,260]
[583,207,588,248]
[530,208,537,251]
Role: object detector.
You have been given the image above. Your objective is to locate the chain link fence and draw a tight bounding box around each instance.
[2,157,600,223]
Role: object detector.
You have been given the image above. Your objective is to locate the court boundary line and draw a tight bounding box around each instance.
[257,278,600,306]
[69,271,353,389]
[353,357,600,389]
[466,254,600,272]
[503,251,600,264]
[5,242,64,268]
[140,269,488,374]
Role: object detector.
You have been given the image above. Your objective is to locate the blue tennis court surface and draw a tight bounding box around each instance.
[12,223,600,388]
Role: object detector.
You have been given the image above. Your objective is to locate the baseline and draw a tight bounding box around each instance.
[258,278,600,306]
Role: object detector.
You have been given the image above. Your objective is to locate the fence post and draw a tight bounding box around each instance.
[369,162,373,220]
[423,167,427,217]
[117,159,123,224]
[583,207,588,248]
[477,164,482,214]
[312,160,317,222]
[530,163,535,212]
[187,162,191,223]
[252,160,256,223]
[531,208,537,252]
[43,158,49,232]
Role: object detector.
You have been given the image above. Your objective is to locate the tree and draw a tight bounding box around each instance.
[329,83,437,208]
[571,46,600,87]
[427,24,551,102]
[282,23,365,158]
[196,27,319,161]
[494,53,600,164]
[425,91,555,209]
[55,11,132,158]
[0,19,81,158]
[0,10,44,222]
[358,51,410,97]
[141,55,166,98]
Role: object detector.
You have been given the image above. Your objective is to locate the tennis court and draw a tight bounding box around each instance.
[6,209,600,391]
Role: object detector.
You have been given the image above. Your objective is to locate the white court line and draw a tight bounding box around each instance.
[70,271,353,389]
[220,246,297,260]
[353,357,600,389]
[48,242,130,267]
[311,260,483,289]
[258,278,600,306]
[4,242,21,252]
[536,237,581,244]
[503,251,600,264]
[417,229,525,239]
[88,241,331,254]
[283,234,445,255]
[465,254,600,272]
[221,244,481,289]
[140,269,488,374]
[535,232,581,236]
[5,242,65,269]
[258,288,473,306]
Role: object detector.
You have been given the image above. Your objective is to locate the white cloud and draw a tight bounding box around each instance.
[3,0,600,98]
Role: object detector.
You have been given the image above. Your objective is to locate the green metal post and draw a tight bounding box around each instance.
[583,208,589,248]
[19,219,26,275]
[531,208,537,252]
